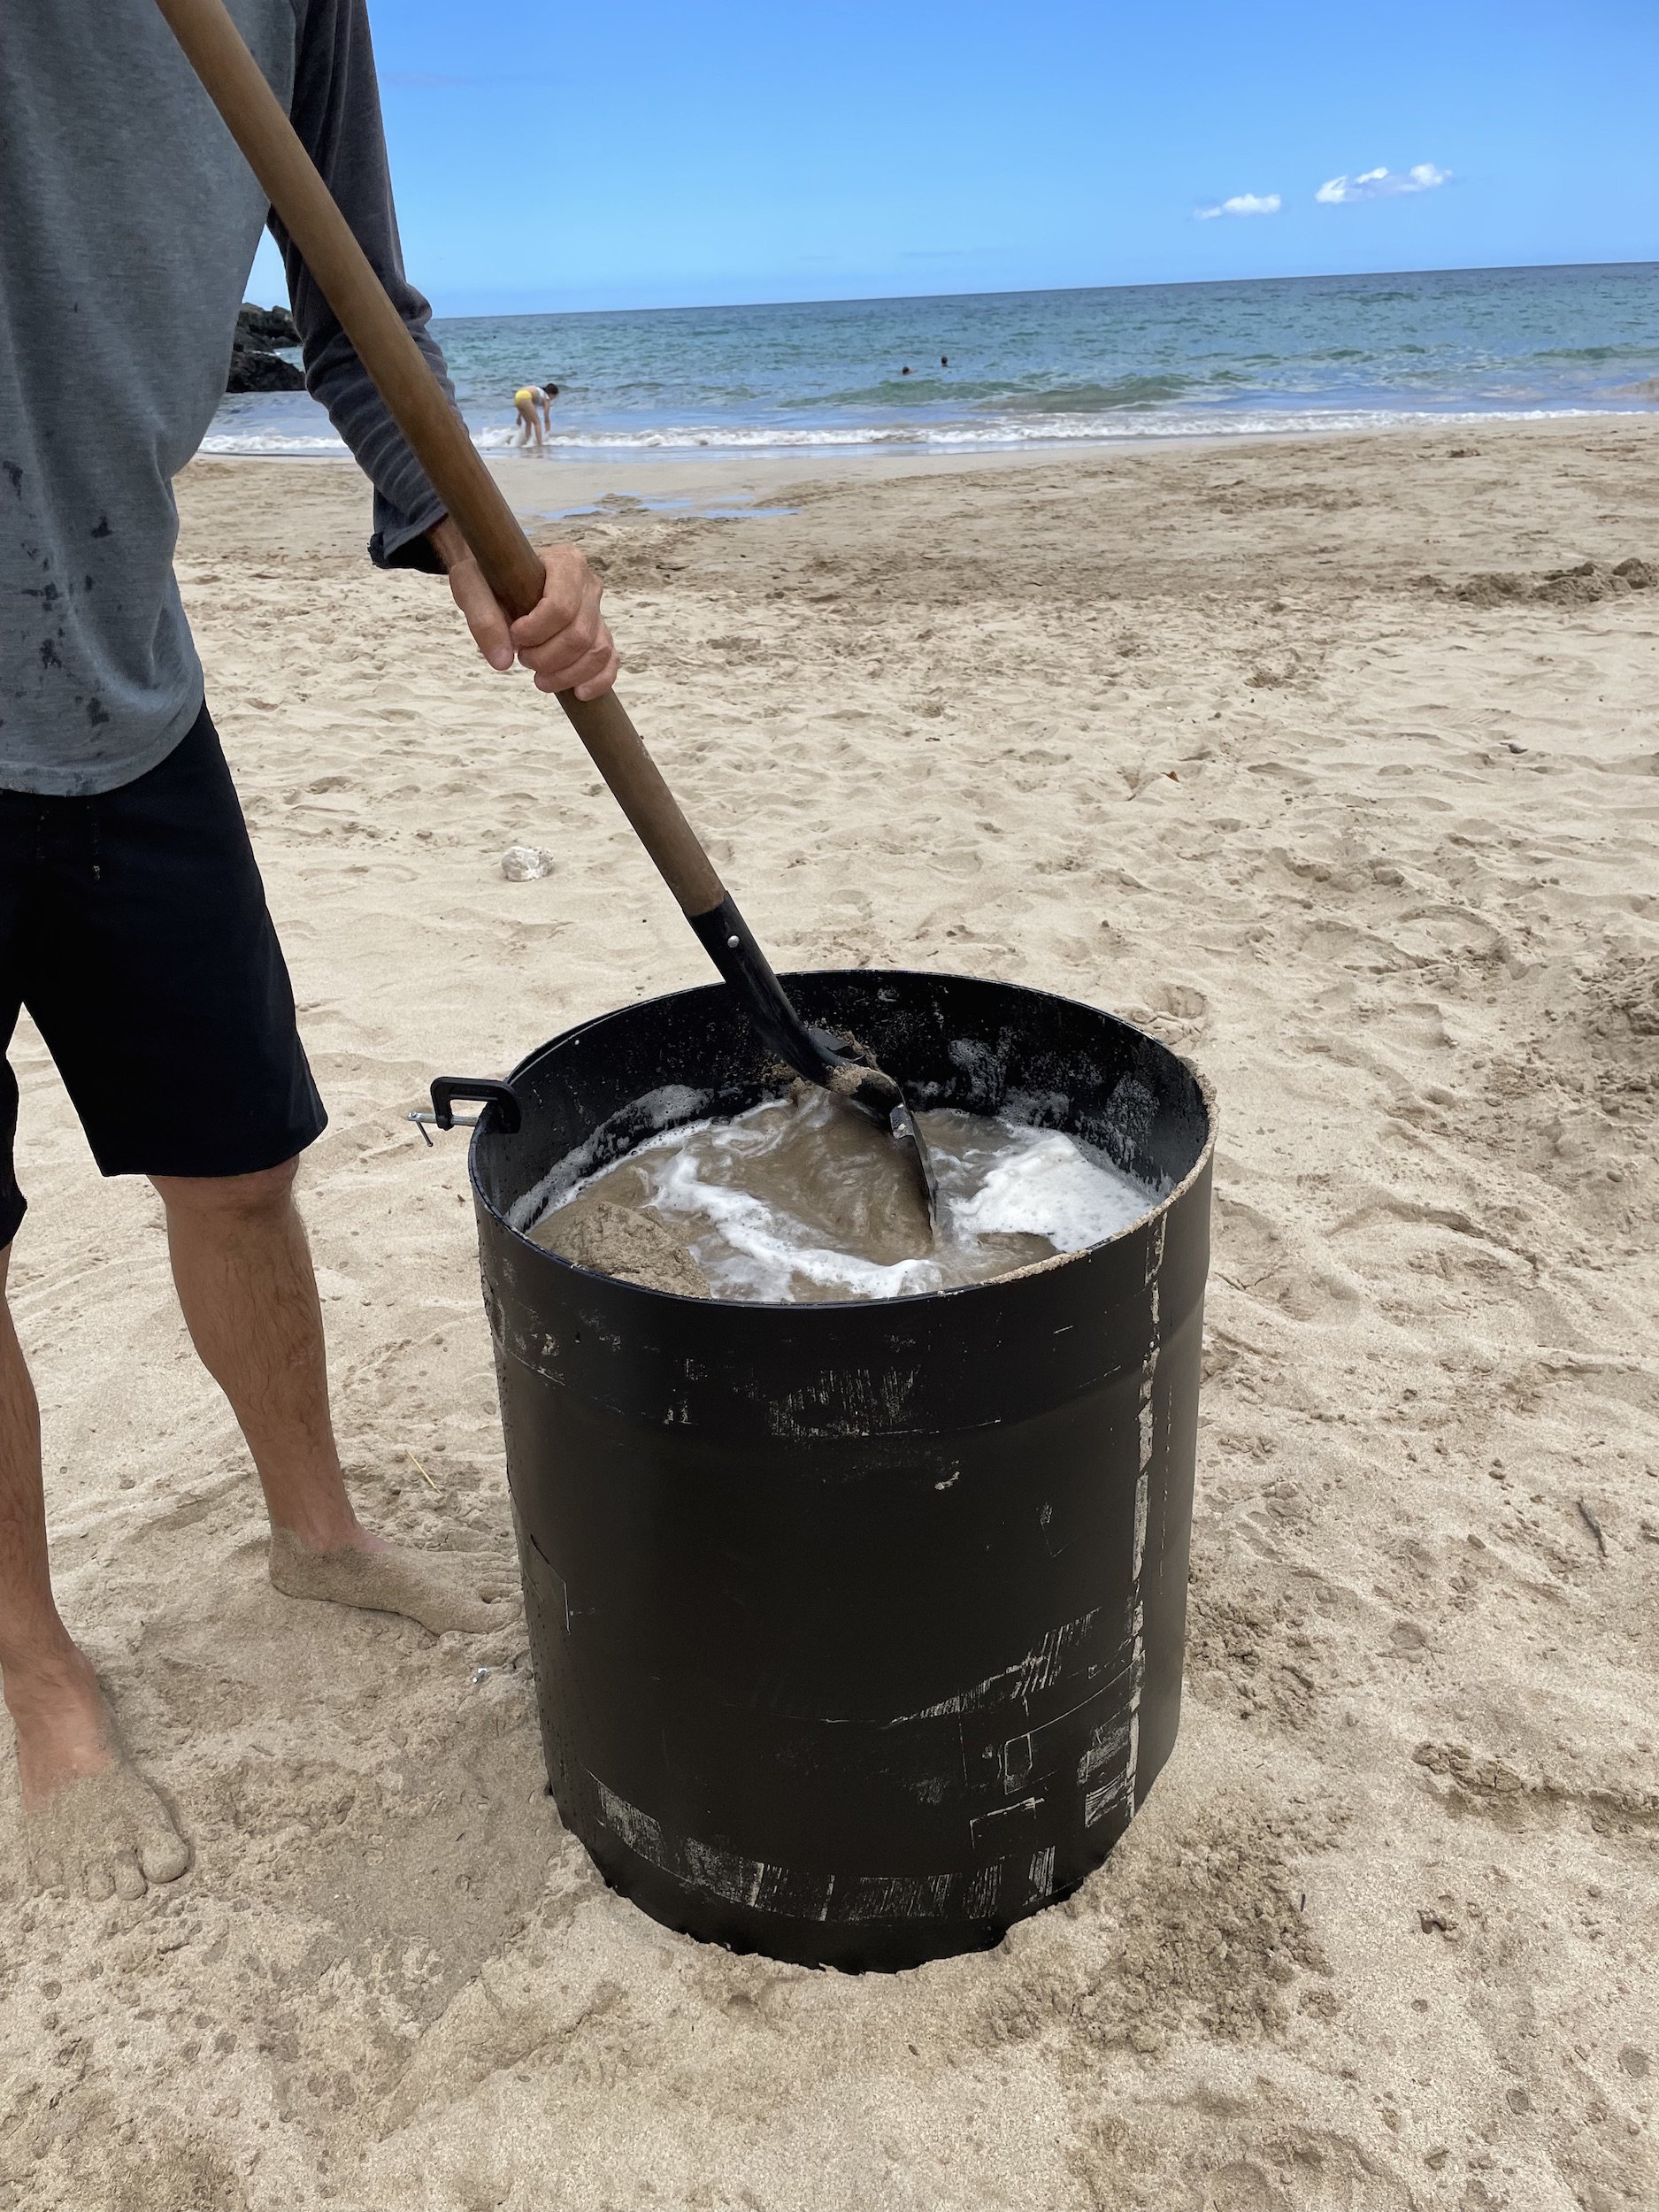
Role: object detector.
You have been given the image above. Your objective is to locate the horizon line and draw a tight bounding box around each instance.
[415,256,1659,326]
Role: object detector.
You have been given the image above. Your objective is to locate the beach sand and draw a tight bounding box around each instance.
[2,419,1656,2210]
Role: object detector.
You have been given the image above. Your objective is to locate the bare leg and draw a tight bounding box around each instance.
[0,1241,189,1895]
[152,1159,516,1632]
[4,1163,512,1899]
[152,1158,357,1551]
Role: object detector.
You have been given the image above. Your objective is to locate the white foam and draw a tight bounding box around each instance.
[505,1083,711,1233]
[196,404,1643,461]
[537,1096,1159,1302]
[510,404,1632,455]
[949,1128,1152,1251]
[198,429,350,455]
[652,1131,944,1301]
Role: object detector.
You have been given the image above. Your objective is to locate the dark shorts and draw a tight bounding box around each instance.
[1,702,326,1250]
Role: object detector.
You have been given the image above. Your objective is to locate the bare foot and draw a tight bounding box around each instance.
[268,1527,520,1634]
[10,1654,190,1899]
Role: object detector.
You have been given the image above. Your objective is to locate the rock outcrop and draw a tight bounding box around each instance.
[227,301,304,393]
[237,302,299,348]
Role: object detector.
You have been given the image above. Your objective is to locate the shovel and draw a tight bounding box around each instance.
[151,0,938,1232]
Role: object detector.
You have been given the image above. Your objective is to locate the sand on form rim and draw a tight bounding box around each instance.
[1,419,1655,2212]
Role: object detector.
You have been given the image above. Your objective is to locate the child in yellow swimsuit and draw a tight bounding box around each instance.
[513,380,558,449]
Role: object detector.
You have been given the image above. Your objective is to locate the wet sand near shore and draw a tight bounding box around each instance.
[2,419,1655,2209]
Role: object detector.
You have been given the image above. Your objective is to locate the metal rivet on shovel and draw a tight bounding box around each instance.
[151,0,938,1233]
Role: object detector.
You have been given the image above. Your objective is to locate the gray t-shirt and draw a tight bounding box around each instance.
[0,0,452,796]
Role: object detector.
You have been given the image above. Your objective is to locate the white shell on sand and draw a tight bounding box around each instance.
[500,843,555,879]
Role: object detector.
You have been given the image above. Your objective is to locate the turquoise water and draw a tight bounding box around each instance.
[206,261,1659,460]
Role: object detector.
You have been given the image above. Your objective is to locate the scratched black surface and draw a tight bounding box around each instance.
[458,971,1214,1968]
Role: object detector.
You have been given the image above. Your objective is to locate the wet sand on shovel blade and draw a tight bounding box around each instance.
[1,419,1656,2209]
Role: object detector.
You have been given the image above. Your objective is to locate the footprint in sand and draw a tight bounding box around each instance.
[1203,2159,1275,2211]
[1118,980,1210,1047]
[1211,1193,1356,1320]
[1393,905,1506,965]
[930,847,982,878]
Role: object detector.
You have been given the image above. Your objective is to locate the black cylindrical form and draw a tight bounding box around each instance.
[464,971,1214,1971]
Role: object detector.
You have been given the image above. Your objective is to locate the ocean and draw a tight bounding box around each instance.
[206,260,1659,462]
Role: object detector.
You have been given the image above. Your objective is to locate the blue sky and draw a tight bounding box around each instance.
[250,0,1657,314]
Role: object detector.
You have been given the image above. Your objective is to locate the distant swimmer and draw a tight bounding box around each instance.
[901,365,910,376]
[513,380,558,449]
[941,355,949,367]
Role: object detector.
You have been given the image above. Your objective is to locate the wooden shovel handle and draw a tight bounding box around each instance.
[152,0,725,918]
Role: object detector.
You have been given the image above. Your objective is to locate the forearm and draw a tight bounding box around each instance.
[283,0,451,569]
[426,516,467,571]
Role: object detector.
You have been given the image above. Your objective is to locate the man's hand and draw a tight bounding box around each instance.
[430,518,619,701]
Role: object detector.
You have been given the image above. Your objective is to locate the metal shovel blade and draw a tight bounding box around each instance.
[691,897,941,1238]
[887,1099,941,1230]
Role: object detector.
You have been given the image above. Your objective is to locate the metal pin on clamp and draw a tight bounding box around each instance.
[408,1077,524,1147]
[406,1108,480,1148]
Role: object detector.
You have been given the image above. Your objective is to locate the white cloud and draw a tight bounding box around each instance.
[1316,163,1451,205]
[1195,192,1283,220]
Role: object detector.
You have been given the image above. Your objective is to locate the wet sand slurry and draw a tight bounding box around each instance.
[526,1092,1135,1302]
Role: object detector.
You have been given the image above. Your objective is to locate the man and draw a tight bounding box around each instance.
[0,0,618,1900]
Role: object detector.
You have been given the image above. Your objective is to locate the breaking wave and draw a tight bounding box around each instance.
[200,403,1640,461]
